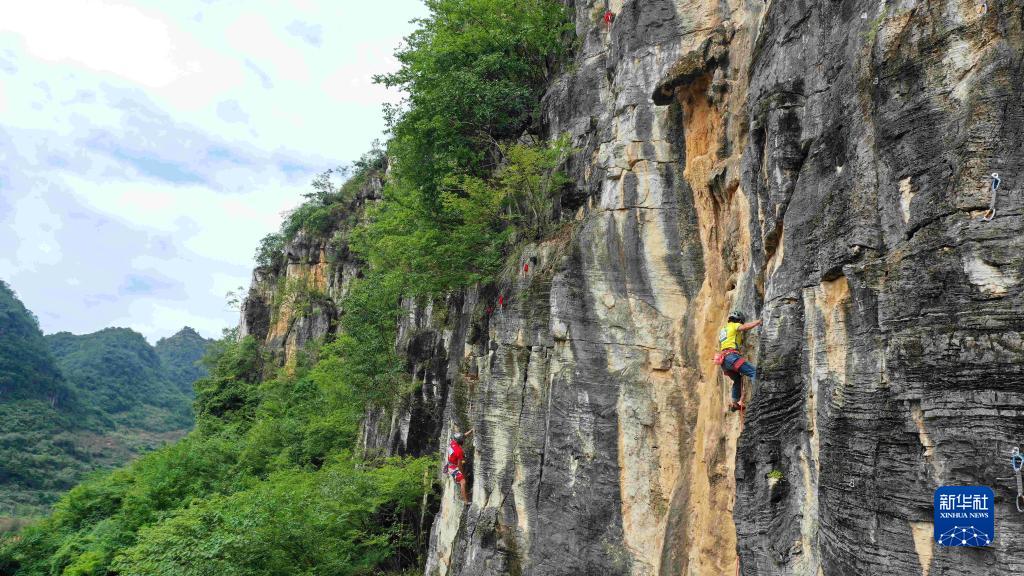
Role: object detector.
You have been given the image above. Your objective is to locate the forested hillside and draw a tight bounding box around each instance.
[0,283,211,526]
[0,281,96,524]
[0,0,571,573]
[154,328,214,395]
[47,329,194,432]
[7,0,1020,574]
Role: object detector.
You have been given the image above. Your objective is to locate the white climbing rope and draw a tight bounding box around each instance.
[980,173,1001,222]
[1013,447,1023,512]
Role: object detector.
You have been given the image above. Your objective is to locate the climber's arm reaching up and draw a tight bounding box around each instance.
[739,318,762,331]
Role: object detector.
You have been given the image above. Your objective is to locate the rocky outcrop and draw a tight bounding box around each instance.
[425,1,1024,575]
[734,2,1024,575]
[427,1,757,573]
[239,171,383,369]
[241,1,1024,574]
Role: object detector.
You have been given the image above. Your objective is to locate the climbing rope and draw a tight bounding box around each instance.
[980,172,1001,222]
[1013,447,1024,512]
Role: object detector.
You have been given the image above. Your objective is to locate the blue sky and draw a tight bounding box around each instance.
[0,0,428,342]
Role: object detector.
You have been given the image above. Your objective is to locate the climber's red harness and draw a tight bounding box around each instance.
[715,349,746,374]
[714,348,739,365]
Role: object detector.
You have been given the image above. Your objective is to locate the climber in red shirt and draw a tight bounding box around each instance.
[446,429,473,502]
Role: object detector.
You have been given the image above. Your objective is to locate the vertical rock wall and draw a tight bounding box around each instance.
[240,1,1024,574]
[428,1,761,574]
[426,1,1024,575]
[239,172,383,370]
[736,1,1024,575]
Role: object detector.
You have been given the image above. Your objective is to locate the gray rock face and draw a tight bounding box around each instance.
[424,1,1024,575]
[241,1,1024,574]
[428,1,754,574]
[239,170,383,369]
[361,293,469,458]
[734,2,1024,575]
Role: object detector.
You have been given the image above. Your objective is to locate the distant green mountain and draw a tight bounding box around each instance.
[0,281,213,521]
[0,281,73,407]
[47,328,193,432]
[154,327,214,395]
[0,281,97,518]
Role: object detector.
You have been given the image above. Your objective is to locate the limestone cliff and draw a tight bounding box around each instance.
[240,172,382,371]
[241,1,1024,574]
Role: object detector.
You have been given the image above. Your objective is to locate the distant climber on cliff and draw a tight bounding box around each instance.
[446,429,473,503]
[715,311,762,412]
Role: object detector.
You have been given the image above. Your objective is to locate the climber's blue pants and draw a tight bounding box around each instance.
[723,353,756,402]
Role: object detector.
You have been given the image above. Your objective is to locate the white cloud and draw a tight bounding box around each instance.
[225,14,309,83]
[286,20,323,47]
[0,0,430,342]
[321,42,402,107]
[6,191,64,273]
[2,1,183,87]
[0,0,244,110]
[112,300,229,341]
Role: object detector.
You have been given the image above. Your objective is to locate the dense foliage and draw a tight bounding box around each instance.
[0,281,70,405]
[47,329,193,432]
[377,0,571,195]
[0,282,211,521]
[1,331,434,576]
[0,282,97,518]
[1,0,574,572]
[153,327,213,395]
[363,0,572,295]
[279,148,386,244]
[354,136,572,295]
[0,402,96,521]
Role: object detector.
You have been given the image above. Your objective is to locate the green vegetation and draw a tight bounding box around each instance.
[0,281,97,518]
[377,0,571,195]
[111,458,430,576]
[154,327,214,396]
[282,168,353,241]
[354,136,572,296]
[0,280,72,406]
[361,0,572,297]
[864,6,889,45]
[280,148,386,244]
[47,329,193,432]
[767,469,784,481]
[254,232,285,270]
[1,331,434,576]
[327,273,406,407]
[0,281,211,522]
[1,0,574,572]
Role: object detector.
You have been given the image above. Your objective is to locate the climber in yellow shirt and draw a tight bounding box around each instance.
[717,311,762,412]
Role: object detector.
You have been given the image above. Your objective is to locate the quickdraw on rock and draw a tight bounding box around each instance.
[1013,447,1023,512]
[980,173,1001,222]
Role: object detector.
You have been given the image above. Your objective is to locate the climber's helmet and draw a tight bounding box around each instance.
[728,311,746,324]
[452,432,464,443]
